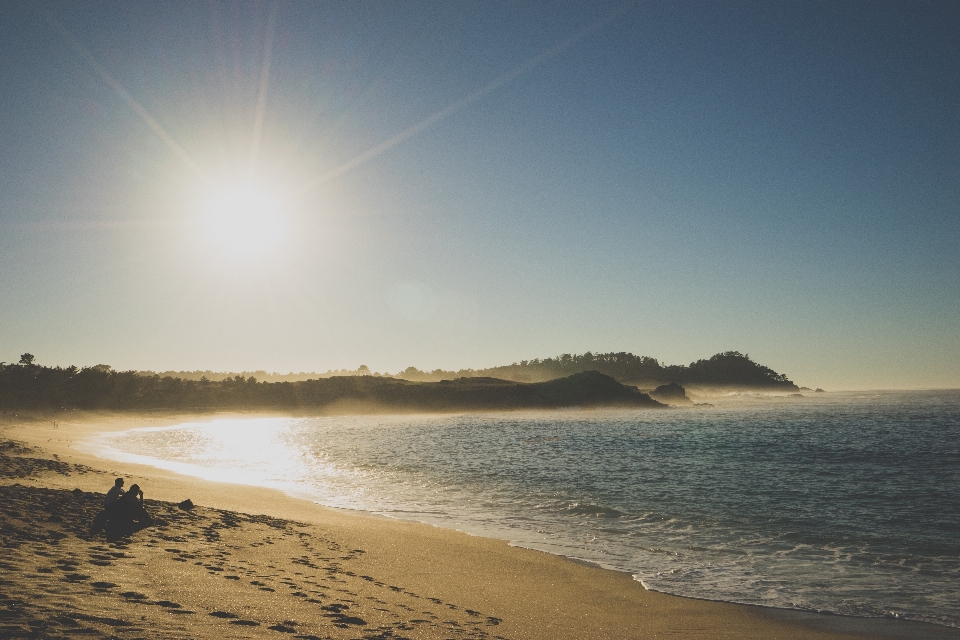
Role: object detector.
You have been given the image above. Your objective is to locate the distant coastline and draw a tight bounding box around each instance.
[139,350,800,390]
[0,351,798,413]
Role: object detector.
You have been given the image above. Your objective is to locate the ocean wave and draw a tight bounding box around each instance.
[94,390,960,630]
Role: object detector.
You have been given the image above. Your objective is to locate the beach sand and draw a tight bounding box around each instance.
[2,411,957,640]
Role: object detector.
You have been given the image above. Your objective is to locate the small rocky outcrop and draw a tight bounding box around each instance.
[650,382,692,405]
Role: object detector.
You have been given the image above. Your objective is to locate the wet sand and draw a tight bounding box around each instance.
[2,411,956,640]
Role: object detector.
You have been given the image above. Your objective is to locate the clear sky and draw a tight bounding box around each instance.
[1,1,958,390]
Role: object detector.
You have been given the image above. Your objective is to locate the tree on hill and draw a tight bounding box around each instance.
[667,351,793,387]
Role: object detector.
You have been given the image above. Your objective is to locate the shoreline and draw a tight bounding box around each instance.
[3,410,957,640]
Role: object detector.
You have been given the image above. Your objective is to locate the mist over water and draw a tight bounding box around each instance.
[94,391,960,628]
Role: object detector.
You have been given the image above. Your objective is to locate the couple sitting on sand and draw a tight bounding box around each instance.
[91,477,155,539]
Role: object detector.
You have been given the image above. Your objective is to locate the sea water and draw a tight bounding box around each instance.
[91,390,960,629]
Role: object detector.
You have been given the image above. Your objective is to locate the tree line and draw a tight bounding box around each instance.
[0,356,662,412]
[0,350,796,411]
[397,351,796,388]
[128,351,796,388]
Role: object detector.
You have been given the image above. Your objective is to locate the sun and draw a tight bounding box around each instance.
[198,180,290,259]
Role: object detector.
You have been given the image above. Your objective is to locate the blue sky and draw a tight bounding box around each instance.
[1,1,958,389]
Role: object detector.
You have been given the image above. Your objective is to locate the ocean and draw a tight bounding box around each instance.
[90,390,960,629]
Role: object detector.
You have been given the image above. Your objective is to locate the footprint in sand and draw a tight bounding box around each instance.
[320,603,366,627]
[64,573,90,582]
[154,600,181,608]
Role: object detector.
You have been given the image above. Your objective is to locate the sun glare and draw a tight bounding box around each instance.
[198,180,289,259]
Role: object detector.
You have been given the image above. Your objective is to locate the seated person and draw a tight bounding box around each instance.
[104,478,125,507]
[91,482,153,536]
[114,484,152,523]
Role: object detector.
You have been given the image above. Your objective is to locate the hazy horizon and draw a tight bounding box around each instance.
[2,2,958,392]
[6,349,959,393]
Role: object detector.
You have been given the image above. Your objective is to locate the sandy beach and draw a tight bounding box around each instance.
[2,411,957,640]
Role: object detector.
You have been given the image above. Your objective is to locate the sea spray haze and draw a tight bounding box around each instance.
[97,390,960,629]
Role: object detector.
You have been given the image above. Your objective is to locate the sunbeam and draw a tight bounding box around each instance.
[46,12,207,180]
[292,2,637,195]
[248,0,280,176]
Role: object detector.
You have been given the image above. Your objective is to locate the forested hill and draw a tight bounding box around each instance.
[136,351,797,389]
[399,351,798,389]
[0,367,662,412]
[0,352,798,412]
